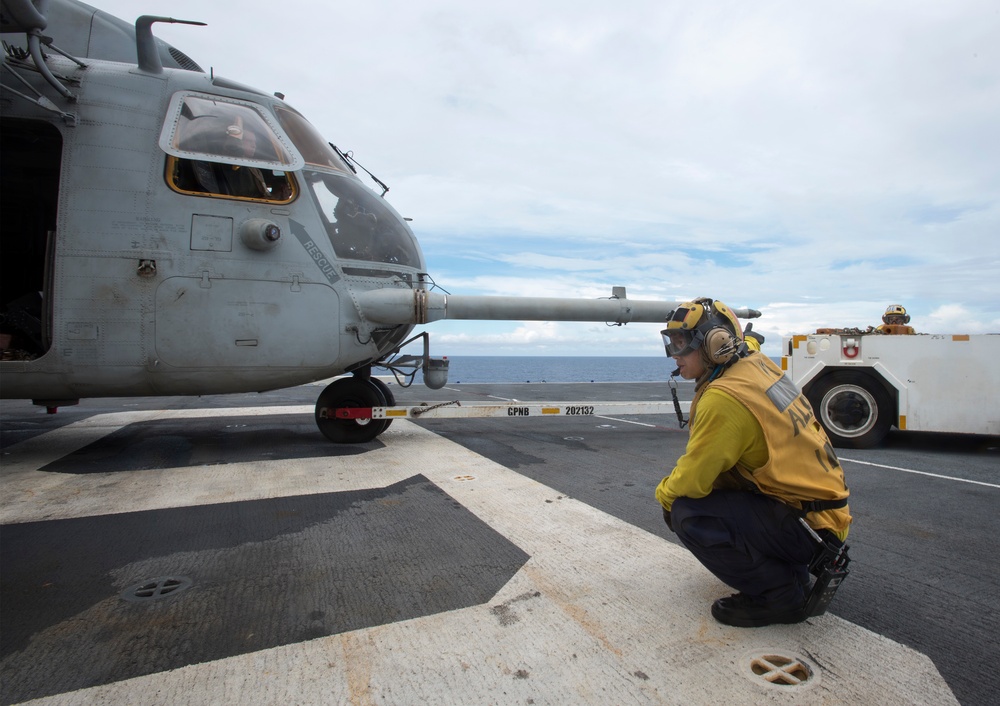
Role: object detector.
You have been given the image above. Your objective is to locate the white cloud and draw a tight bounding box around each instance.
[428,320,667,357]
[925,304,1000,334]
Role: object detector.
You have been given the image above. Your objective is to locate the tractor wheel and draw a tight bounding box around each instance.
[806,371,893,449]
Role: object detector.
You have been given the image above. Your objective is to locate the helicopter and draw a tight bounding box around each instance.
[0,0,759,443]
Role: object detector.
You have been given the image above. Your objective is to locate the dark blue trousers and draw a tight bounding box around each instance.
[671,491,820,607]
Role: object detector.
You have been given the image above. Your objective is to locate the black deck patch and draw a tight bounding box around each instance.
[40,414,373,474]
[0,476,528,704]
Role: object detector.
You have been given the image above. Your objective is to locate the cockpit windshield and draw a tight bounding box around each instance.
[159,93,422,268]
[274,106,353,173]
[306,171,422,269]
[160,93,301,170]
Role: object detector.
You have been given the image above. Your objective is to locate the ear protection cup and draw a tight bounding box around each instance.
[704,327,738,365]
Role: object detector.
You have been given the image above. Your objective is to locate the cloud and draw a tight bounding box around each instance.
[429,320,667,356]
[925,304,1000,334]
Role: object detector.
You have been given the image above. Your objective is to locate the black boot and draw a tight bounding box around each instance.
[711,593,808,628]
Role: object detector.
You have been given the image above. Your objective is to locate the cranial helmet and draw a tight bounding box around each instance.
[882,304,910,324]
[661,298,746,365]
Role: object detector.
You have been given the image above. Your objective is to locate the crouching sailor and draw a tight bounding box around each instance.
[655,298,851,628]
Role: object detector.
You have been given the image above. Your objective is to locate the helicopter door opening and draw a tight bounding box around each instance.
[1,118,61,361]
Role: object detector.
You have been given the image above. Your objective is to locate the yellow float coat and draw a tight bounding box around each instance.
[655,353,851,539]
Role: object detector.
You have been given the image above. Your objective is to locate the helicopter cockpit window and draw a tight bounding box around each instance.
[160,93,303,201]
[307,172,422,268]
[273,106,352,172]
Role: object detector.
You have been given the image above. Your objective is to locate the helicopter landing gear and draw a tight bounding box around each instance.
[315,376,391,443]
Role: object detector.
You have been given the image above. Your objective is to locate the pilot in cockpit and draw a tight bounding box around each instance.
[170,100,293,201]
[188,116,270,198]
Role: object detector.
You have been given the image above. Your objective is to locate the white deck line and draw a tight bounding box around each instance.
[841,456,1000,489]
[2,410,957,705]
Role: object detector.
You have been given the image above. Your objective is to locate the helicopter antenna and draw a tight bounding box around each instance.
[135,16,206,74]
[331,144,390,197]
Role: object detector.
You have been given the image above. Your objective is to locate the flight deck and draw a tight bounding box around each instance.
[3,380,997,705]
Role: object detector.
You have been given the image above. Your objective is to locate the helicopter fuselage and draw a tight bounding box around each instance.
[2,48,424,403]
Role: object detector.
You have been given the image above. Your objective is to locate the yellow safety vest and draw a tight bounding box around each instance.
[693,354,852,535]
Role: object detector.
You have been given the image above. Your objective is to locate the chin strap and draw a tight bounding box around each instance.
[668,369,688,429]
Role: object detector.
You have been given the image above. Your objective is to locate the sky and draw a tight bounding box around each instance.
[93,0,999,356]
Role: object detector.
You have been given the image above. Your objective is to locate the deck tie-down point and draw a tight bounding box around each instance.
[120,576,193,603]
[747,653,815,687]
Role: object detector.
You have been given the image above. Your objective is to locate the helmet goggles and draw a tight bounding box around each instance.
[662,329,703,357]
[661,303,707,357]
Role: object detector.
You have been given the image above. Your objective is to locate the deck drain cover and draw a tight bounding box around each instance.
[121,576,193,603]
[746,653,815,688]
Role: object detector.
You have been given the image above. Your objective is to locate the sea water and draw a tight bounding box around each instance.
[427,357,676,384]
[411,355,784,385]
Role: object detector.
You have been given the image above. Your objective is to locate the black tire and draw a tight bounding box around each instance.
[315,377,386,443]
[806,371,894,449]
[368,378,395,431]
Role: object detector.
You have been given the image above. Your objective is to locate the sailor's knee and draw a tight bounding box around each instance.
[670,497,721,545]
[670,496,696,520]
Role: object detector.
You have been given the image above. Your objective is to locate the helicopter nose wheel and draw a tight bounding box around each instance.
[315,377,393,443]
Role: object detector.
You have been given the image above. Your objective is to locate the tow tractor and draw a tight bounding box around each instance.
[781,330,1000,448]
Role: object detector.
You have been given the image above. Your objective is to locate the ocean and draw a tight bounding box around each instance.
[411,355,786,385]
[426,356,677,384]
